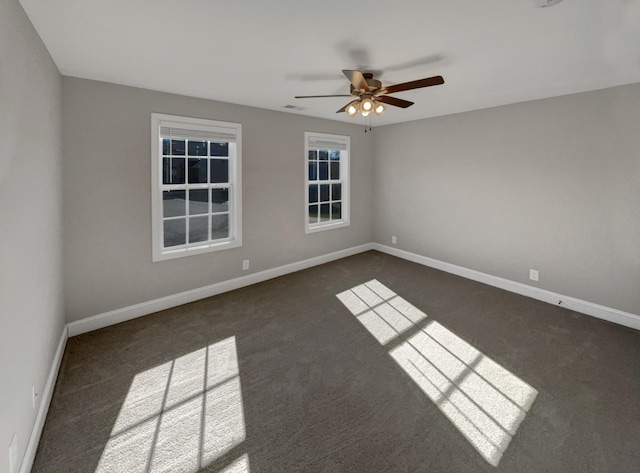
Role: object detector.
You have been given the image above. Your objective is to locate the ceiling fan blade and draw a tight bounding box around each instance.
[336,100,359,113]
[295,94,353,99]
[376,95,414,108]
[376,75,444,95]
[342,70,369,92]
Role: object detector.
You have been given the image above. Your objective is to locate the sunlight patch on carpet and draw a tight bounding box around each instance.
[338,280,538,466]
[336,279,427,344]
[390,321,538,466]
[96,336,248,472]
[219,454,250,473]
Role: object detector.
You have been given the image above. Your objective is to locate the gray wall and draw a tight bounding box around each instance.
[373,83,640,315]
[0,0,65,470]
[62,77,374,322]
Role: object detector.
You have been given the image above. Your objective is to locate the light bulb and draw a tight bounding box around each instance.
[361,98,374,112]
[361,109,370,117]
[374,102,386,115]
[346,103,358,117]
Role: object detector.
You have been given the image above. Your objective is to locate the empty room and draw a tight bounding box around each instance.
[2,0,640,472]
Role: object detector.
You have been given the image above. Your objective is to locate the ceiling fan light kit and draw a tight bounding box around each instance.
[295,69,445,120]
[343,97,388,117]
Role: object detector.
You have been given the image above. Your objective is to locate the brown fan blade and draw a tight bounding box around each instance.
[342,70,369,92]
[336,100,359,113]
[376,75,444,95]
[295,94,353,99]
[376,95,414,108]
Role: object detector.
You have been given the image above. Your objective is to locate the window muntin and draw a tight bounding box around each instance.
[305,132,350,233]
[152,114,241,261]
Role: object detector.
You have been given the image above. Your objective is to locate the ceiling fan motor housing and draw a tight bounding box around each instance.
[350,75,382,96]
[363,73,382,91]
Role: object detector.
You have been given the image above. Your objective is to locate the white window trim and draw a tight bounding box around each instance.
[151,113,242,262]
[304,131,350,234]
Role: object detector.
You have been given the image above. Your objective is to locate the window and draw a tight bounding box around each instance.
[151,113,241,261]
[305,132,350,233]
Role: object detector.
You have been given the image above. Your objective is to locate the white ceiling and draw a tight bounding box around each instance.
[19,0,640,126]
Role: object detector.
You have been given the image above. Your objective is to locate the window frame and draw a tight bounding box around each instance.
[304,131,350,234]
[151,113,242,262]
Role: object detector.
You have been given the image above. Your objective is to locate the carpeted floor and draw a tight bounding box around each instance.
[33,251,640,472]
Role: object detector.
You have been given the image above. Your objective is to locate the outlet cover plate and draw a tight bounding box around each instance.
[529,269,539,282]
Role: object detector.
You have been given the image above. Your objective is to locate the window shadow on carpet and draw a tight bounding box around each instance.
[337,279,538,467]
[96,336,250,473]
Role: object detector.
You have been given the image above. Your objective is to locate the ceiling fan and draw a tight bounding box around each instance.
[295,70,444,117]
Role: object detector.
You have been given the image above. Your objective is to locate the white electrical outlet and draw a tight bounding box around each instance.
[391,236,397,244]
[529,269,539,282]
[9,433,18,473]
[242,260,249,271]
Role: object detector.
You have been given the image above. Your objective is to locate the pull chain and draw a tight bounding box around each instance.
[363,115,373,133]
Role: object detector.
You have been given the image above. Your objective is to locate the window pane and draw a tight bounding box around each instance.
[164,218,186,247]
[319,150,329,161]
[330,161,340,180]
[332,202,342,220]
[162,138,170,155]
[319,162,328,180]
[162,158,170,184]
[188,140,208,156]
[189,216,208,243]
[163,157,185,184]
[308,150,318,160]
[308,184,318,204]
[171,139,185,156]
[211,188,229,213]
[331,183,341,201]
[320,184,330,202]
[211,214,229,240]
[210,159,229,183]
[210,142,229,157]
[189,189,208,215]
[163,190,186,217]
[188,158,208,183]
[308,205,318,224]
[308,162,317,181]
[320,203,330,222]
[329,150,340,161]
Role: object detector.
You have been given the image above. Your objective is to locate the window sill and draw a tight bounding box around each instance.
[305,220,350,234]
[153,238,242,262]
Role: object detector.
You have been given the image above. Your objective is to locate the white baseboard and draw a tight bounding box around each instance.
[372,243,640,331]
[20,325,68,473]
[68,243,374,337]
[67,241,640,337]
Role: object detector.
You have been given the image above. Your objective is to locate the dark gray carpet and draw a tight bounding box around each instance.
[33,251,640,472]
